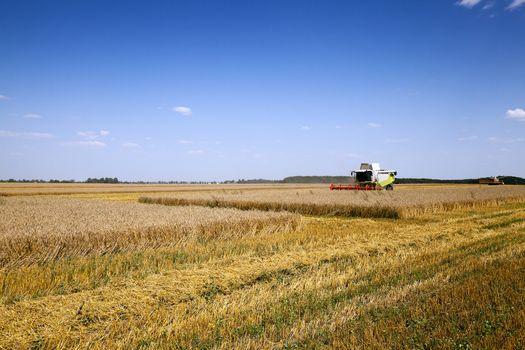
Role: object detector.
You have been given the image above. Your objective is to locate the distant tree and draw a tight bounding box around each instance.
[85,177,119,183]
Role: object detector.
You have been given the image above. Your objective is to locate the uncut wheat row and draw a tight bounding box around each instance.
[0,197,300,267]
[139,186,525,218]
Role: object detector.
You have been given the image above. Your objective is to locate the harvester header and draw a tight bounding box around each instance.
[330,163,397,191]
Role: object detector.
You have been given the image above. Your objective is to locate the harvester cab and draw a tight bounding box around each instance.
[330,163,397,191]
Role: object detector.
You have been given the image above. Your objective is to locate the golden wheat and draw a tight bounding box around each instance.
[139,186,525,218]
[0,182,322,196]
[0,197,300,267]
[1,199,524,349]
[1,185,524,349]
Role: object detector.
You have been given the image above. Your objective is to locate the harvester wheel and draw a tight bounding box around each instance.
[385,184,394,191]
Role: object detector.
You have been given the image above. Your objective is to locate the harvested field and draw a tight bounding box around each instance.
[0,196,300,267]
[0,192,524,349]
[1,185,525,349]
[139,185,525,218]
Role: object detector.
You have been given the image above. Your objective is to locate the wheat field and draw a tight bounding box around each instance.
[139,185,525,218]
[1,184,524,349]
[0,183,321,196]
[0,196,300,268]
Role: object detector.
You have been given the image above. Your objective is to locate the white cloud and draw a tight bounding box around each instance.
[384,138,409,144]
[122,142,140,148]
[178,140,194,144]
[0,95,11,100]
[187,149,204,155]
[27,132,52,138]
[482,2,494,9]
[506,108,525,121]
[77,130,111,139]
[300,126,311,131]
[457,0,481,7]
[367,122,382,128]
[173,106,192,116]
[507,0,525,10]
[77,131,99,139]
[458,135,478,141]
[0,130,53,139]
[23,113,42,119]
[488,136,524,143]
[63,140,106,147]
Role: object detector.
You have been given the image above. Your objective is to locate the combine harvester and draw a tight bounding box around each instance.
[479,176,504,185]
[330,163,397,191]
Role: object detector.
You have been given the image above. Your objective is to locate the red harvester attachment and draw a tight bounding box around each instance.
[329,183,382,191]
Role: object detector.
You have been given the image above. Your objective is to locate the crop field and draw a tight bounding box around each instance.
[139,185,525,218]
[1,184,525,349]
[0,183,321,196]
[0,197,300,268]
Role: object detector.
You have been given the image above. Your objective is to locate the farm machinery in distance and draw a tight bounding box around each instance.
[330,163,397,191]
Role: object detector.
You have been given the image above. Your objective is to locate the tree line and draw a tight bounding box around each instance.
[1,176,524,185]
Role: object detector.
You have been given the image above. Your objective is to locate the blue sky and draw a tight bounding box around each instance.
[1,0,524,181]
